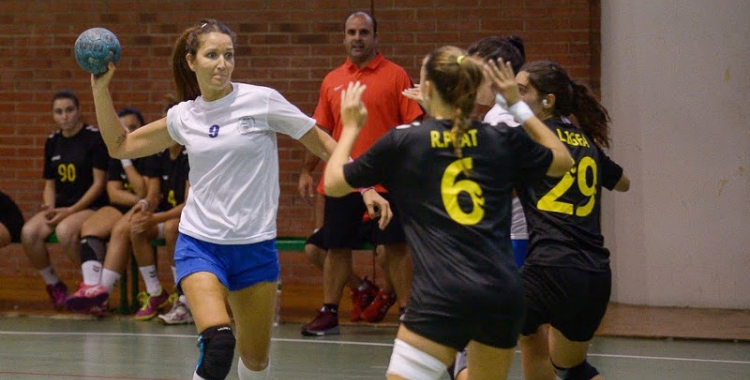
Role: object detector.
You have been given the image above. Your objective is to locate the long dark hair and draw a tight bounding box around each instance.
[171,19,237,101]
[467,35,525,74]
[521,60,612,148]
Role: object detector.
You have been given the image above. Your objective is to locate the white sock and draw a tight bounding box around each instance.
[100,268,121,293]
[238,357,270,380]
[39,266,60,285]
[81,261,102,285]
[192,372,207,380]
[173,265,188,307]
[139,265,162,295]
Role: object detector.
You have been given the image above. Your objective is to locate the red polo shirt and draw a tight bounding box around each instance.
[314,52,424,193]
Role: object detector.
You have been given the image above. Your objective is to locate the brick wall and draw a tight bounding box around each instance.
[0,0,600,286]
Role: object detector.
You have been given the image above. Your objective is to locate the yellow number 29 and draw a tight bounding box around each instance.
[441,157,485,225]
[537,156,597,217]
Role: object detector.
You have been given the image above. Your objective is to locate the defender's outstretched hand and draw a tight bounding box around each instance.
[340,81,368,130]
[402,84,428,109]
[483,59,521,107]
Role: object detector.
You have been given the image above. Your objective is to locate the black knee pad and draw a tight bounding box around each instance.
[196,325,236,380]
[552,359,599,380]
[80,236,106,262]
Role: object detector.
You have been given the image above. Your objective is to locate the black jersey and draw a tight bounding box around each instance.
[344,118,552,317]
[43,125,109,208]
[516,118,624,272]
[0,189,24,242]
[106,157,159,199]
[146,148,189,212]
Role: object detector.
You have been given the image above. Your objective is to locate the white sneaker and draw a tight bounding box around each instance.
[157,299,194,325]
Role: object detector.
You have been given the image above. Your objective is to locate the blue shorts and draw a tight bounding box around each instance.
[511,239,528,269]
[174,233,279,292]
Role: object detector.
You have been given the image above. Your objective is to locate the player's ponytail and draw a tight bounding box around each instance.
[172,28,200,102]
[425,46,483,174]
[569,80,611,148]
[506,35,526,63]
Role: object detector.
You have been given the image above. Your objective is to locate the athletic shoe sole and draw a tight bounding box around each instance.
[301,326,340,336]
[66,292,108,313]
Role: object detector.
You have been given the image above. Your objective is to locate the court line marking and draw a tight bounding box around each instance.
[1,330,749,365]
[587,352,750,365]
[0,372,177,380]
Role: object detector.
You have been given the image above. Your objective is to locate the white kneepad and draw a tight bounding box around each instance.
[387,339,447,380]
[238,357,270,380]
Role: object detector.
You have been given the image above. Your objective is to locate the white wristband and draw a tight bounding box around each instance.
[137,198,150,210]
[495,93,509,110]
[508,101,534,124]
[120,159,133,168]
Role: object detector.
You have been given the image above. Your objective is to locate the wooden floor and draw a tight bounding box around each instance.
[3,276,749,342]
[282,284,750,342]
[2,277,750,379]
[1,317,749,380]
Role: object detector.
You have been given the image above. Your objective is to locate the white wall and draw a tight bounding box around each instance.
[600,0,750,308]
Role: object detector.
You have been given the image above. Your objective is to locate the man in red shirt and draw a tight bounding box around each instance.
[299,11,424,336]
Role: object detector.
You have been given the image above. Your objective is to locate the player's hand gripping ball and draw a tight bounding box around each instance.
[74,27,121,75]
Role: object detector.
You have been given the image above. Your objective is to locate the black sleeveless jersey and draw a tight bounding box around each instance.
[516,118,624,272]
[43,125,109,208]
[344,118,552,316]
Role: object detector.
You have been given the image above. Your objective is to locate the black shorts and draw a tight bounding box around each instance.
[520,265,611,341]
[0,191,24,243]
[402,285,525,350]
[305,224,374,250]
[305,227,326,248]
[323,193,405,249]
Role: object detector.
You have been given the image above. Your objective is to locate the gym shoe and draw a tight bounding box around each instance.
[350,277,379,322]
[361,290,396,323]
[88,297,109,318]
[158,297,194,325]
[65,282,109,313]
[45,282,68,310]
[134,288,171,321]
[301,307,340,336]
[164,292,178,308]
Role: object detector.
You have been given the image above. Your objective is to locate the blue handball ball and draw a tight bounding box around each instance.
[74,27,121,75]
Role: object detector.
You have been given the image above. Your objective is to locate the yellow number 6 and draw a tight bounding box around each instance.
[441,157,485,225]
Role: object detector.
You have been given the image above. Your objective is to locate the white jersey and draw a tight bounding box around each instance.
[485,103,518,128]
[167,82,315,244]
[485,104,528,240]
